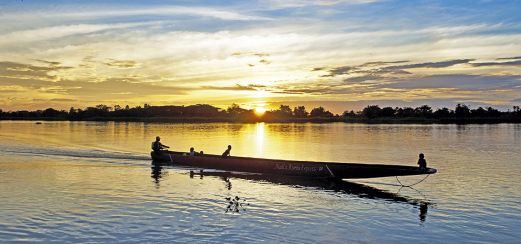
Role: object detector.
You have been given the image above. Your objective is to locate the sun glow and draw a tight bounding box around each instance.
[254,106,266,116]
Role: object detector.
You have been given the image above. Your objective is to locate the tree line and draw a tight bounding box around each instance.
[1,103,520,123]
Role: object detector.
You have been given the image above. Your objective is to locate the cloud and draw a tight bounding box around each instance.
[0,61,187,105]
[34,59,62,66]
[0,23,142,46]
[50,98,77,102]
[201,84,264,91]
[512,98,521,103]
[360,61,409,67]
[0,61,72,82]
[319,59,474,78]
[496,56,521,60]
[344,74,383,83]
[470,60,521,67]
[0,6,271,23]
[232,52,270,57]
[264,0,381,8]
[104,59,138,68]
[321,66,356,77]
[388,74,521,90]
[386,59,474,70]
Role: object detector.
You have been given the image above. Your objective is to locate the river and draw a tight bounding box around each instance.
[0,121,520,243]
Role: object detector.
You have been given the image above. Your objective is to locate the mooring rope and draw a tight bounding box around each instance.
[395,174,430,187]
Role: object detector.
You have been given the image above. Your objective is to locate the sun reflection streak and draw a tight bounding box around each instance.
[255,122,265,155]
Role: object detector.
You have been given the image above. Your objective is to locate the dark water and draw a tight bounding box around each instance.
[0,121,520,243]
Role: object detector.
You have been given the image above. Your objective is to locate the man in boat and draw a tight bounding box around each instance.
[152,136,169,153]
[418,153,427,170]
[222,145,232,157]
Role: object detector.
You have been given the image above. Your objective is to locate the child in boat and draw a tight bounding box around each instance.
[222,145,232,157]
[418,153,427,170]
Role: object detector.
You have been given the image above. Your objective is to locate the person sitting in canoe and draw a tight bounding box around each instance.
[222,145,232,158]
[152,136,169,153]
[418,153,427,170]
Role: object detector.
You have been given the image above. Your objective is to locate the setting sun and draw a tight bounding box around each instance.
[254,107,266,116]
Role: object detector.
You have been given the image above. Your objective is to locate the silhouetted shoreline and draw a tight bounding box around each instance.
[1,103,520,124]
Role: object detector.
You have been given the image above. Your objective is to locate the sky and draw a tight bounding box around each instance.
[1,0,521,113]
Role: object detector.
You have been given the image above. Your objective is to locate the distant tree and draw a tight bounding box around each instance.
[42,108,65,117]
[183,104,222,117]
[293,106,308,118]
[455,104,471,117]
[380,107,396,117]
[471,107,487,117]
[278,105,292,117]
[226,103,248,117]
[95,104,111,112]
[396,107,415,117]
[486,107,501,117]
[514,106,521,117]
[361,105,381,119]
[342,110,356,118]
[310,107,333,117]
[414,105,433,117]
[114,105,122,111]
[433,107,452,118]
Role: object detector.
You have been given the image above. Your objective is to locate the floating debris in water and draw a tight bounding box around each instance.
[225,196,248,213]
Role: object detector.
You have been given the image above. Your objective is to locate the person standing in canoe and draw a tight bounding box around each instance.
[152,136,169,153]
[418,153,427,170]
[222,145,232,157]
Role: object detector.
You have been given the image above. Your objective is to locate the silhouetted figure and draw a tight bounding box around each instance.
[200,151,204,155]
[152,136,169,153]
[222,145,232,157]
[189,147,196,156]
[418,153,427,170]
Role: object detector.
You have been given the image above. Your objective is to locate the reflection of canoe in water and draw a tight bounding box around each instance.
[151,151,437,179]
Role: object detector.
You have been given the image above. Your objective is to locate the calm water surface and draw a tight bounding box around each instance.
[0,121,520,243]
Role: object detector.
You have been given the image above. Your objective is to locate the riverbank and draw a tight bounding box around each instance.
[2,116,521,124]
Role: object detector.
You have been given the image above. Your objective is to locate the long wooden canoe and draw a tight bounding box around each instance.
[151,151,437,179]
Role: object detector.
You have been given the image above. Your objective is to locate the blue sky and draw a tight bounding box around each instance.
[1,0,521,112]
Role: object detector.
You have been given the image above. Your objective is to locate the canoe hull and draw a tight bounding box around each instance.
[151,151,437,179]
